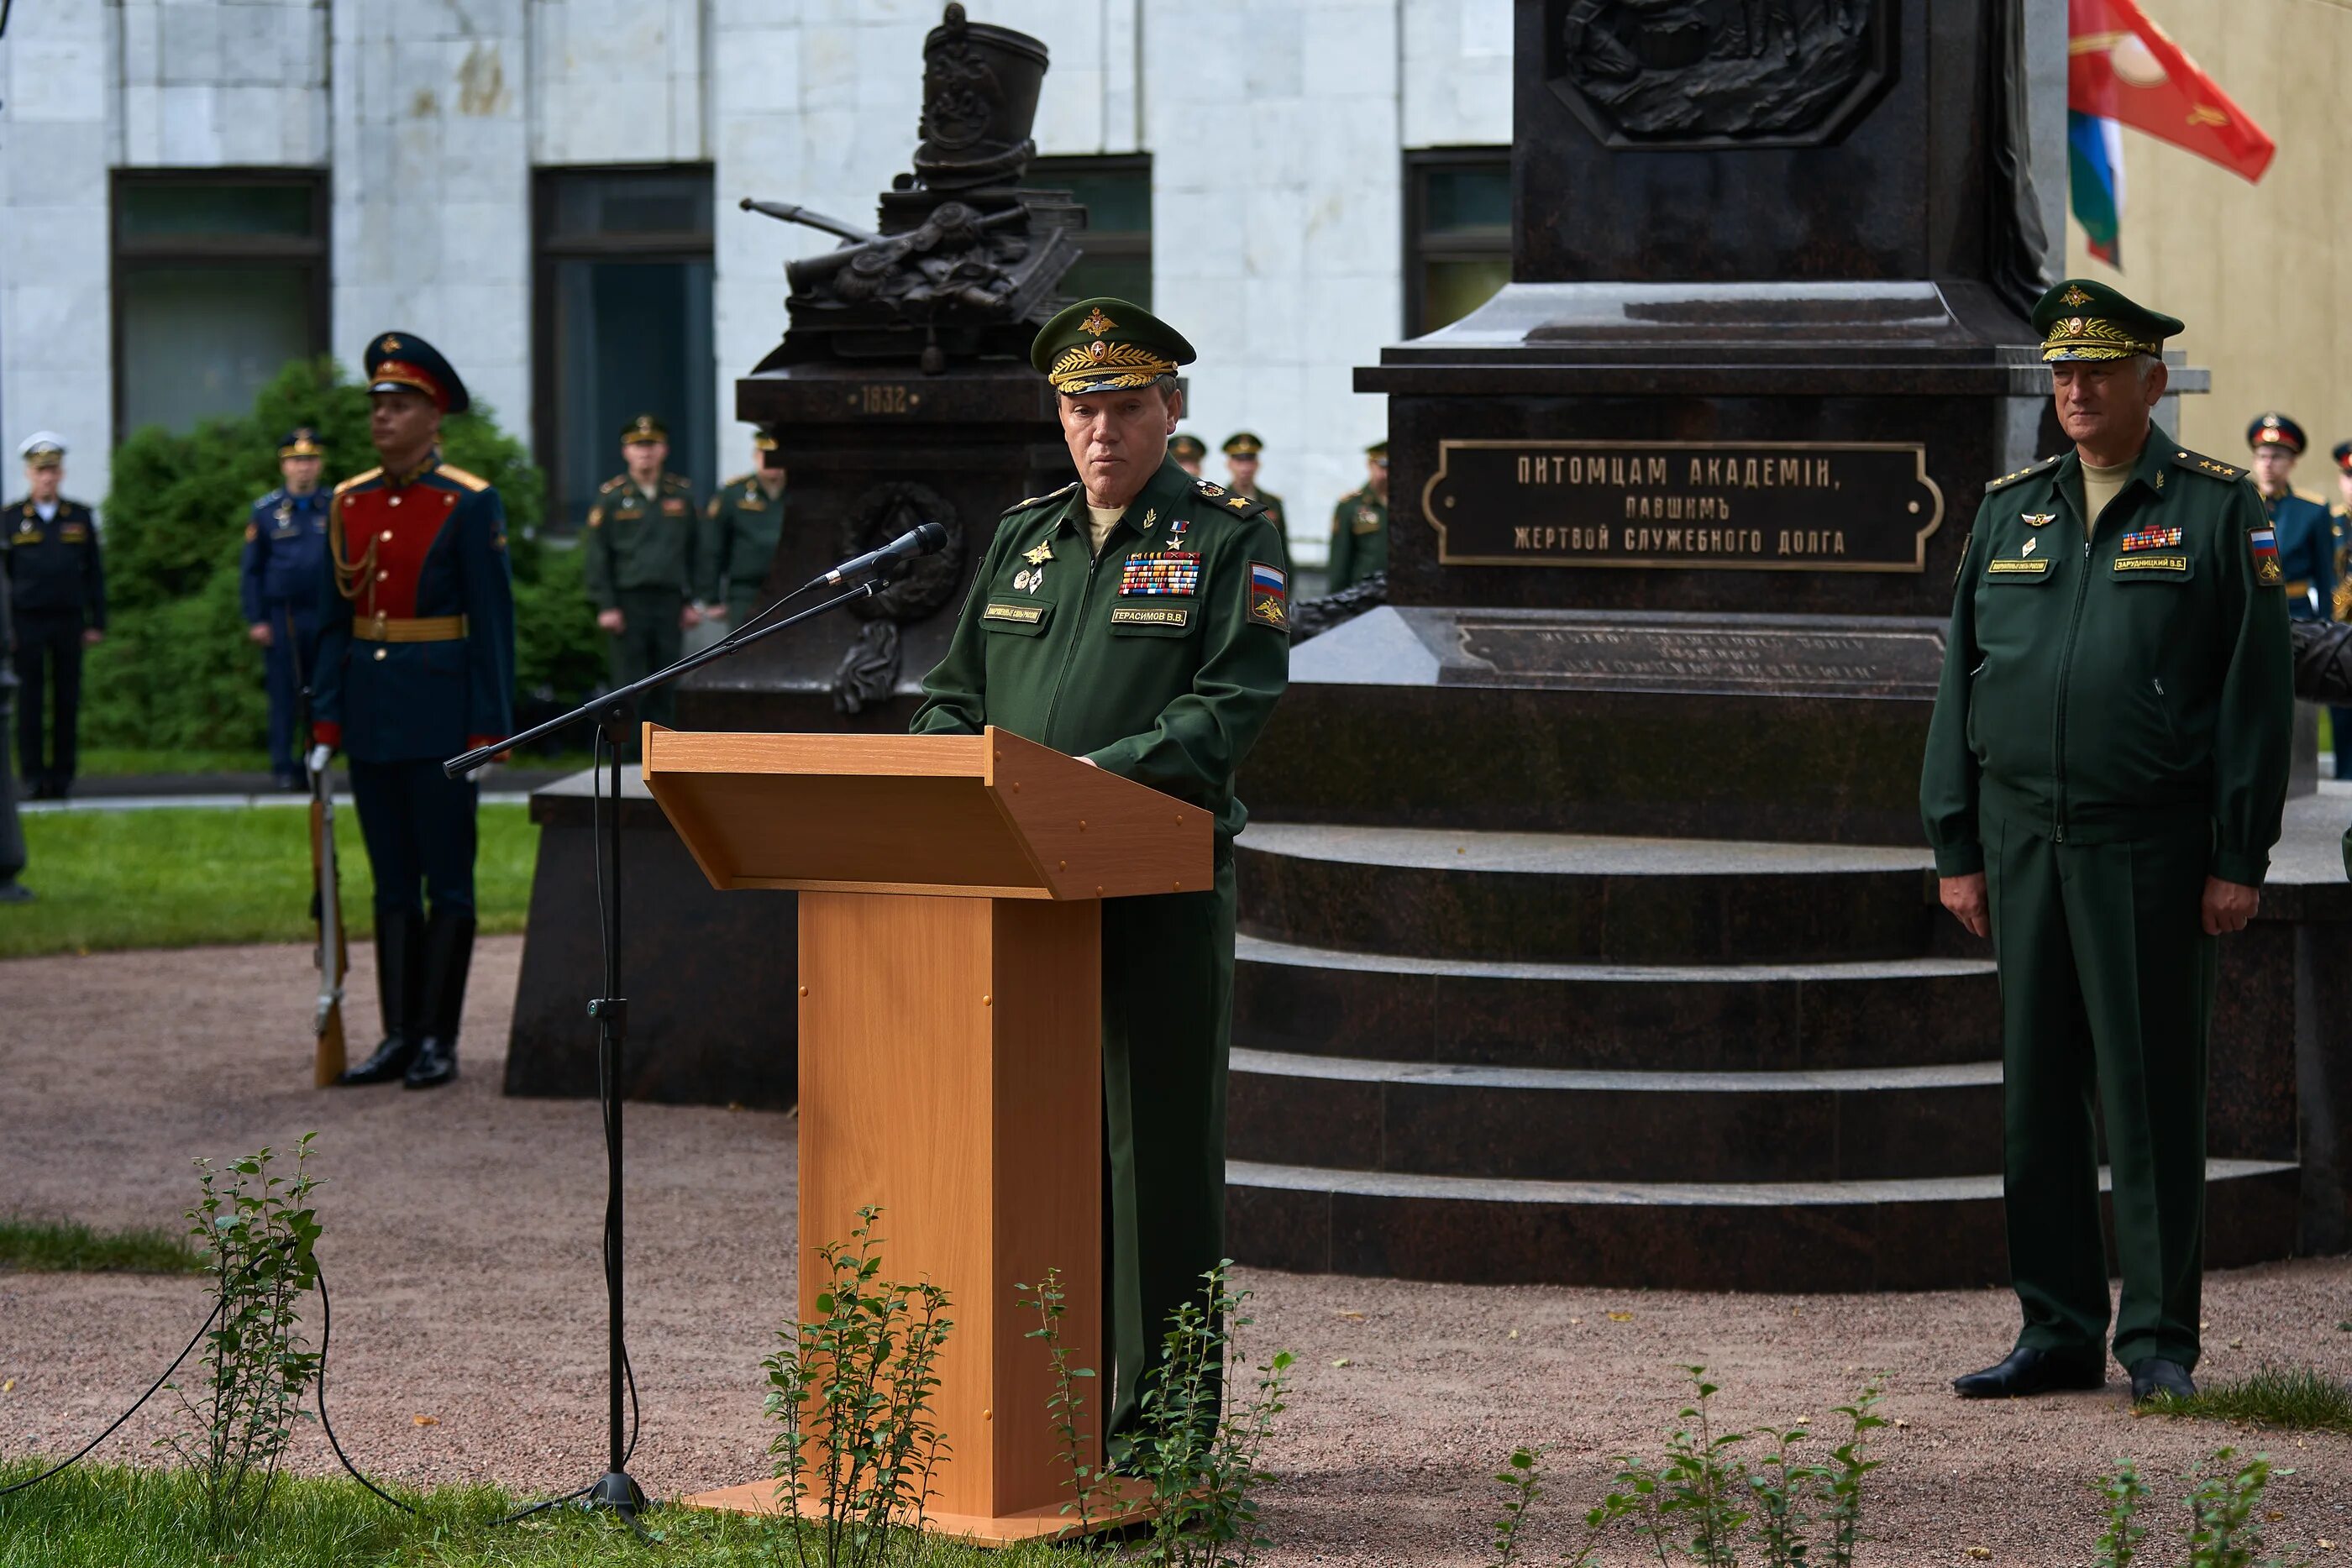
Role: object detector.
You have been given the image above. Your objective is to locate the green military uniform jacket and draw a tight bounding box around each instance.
[582,471,698,610]
[698,472,786,608]
[1921,428,2292,886]
[910,458,1292,836]
[1326,485,1389,592]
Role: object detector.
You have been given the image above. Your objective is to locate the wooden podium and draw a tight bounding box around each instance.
[642,725,1211,1541]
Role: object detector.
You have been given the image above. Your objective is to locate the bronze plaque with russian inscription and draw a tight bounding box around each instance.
[1422,440,1945,573]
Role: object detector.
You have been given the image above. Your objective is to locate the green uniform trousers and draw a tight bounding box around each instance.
[1986,815,2215,1371]
[1101,847,1235,1442]
[608,587,684,732]
[724,589,765,628]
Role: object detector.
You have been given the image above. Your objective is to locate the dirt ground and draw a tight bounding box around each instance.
[5,940,2349,1565]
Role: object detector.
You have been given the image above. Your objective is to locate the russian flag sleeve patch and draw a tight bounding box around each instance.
[2249,525,2282,586]
[1246,561,1289,630]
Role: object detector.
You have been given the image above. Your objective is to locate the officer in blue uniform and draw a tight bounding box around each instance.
[2246,413,2334,621]
[312,333,516,1091]
[240,427,333,790]
[6,433,105,800]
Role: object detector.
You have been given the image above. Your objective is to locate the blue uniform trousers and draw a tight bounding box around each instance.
[260,607,323,777]
[348,758,477,920]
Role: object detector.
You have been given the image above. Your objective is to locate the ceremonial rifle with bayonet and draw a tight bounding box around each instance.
[291,606,347,1085]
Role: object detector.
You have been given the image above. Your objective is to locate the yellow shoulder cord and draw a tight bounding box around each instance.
[328,488,378,607]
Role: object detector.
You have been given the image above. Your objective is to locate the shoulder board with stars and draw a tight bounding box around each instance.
[1000,480,1080,517]
[1983,454,2063,493]
[1192,478,1269,520]
[2170,448,2244,483]
[599,475,628,494]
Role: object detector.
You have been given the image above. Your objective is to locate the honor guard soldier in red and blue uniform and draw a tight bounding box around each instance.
[312,333,516,1091]
[6,433,105,800]
[2245,414,2334,621]
[241,427,334,791]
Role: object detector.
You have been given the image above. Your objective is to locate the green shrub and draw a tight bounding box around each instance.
[87,357,601,752]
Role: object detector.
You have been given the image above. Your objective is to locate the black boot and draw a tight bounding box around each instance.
[404,910,475,1089]
[337,910,423,1085]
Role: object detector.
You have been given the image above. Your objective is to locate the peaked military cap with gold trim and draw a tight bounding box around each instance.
[364,331,470,415]
[1032,296,1194,394]
[18,432,65,467]
[1168,433,1207,462]
[278,426,326,459]
[753,430,779,453]
[1366,439,1389,460]
[2031,278,2183,364]
[622,413,668,444]
[2246,412,2306,455]
[1221,432,1264,457]
[2334,440,2352,474]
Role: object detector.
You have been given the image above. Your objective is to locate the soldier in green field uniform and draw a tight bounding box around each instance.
[699,432,789,627]
[1923,281,2292,1407]
[1168,431,1207,478]
[911,297,1290,1443]
[583,414,700,734]
[1219,432,1284,532]
[1326,438,1390,592]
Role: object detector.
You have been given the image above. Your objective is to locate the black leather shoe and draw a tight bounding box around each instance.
[403,1033,458,1088]
[1951,1345,2107,1398]
[335,909,423,1085]
[2129,1358,2196,1404]
[0,879,34,903]
[402,909,475,1090]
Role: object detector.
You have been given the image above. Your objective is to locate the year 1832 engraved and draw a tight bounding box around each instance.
[1421,440,1945,573]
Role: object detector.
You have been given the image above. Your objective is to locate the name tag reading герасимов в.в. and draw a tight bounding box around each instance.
[1421,440,1945,573]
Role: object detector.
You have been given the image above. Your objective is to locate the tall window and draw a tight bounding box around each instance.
[1032,155,1152,307]
[1404,149,1511,337]
[112,172,330,434]
[534,166,716,532]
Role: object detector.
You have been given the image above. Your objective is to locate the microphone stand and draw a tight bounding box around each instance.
[444,572,887,1523]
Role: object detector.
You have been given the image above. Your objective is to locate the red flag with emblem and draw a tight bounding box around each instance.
[2069,0,2274,183]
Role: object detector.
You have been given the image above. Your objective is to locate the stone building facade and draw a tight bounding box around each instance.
[0,0,1518,566]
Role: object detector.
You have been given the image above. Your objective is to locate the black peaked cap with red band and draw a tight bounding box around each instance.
[363,330,470,416]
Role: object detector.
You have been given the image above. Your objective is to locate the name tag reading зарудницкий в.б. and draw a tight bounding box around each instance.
[1420,440,1946,573]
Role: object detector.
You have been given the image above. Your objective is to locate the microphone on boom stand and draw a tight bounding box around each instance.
[437,512,946,1528]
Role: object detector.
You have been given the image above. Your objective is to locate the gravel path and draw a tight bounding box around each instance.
[5,941,2349,1564]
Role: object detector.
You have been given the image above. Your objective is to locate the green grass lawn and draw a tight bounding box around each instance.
[0,805,536,959]
[0,1464,1077,1567]
[2154,1366,2352,1435]
[0,1219,197,1274]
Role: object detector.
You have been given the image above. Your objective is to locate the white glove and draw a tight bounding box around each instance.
[307,743,333,777]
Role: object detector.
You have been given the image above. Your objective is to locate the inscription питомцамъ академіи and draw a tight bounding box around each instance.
[1421,440,1945,573]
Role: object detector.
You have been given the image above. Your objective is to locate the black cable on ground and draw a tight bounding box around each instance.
[6,735,649,1526]
[0,1293,221,1498]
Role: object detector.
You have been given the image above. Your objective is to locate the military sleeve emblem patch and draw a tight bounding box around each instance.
[2249,526,2283,585]
[1247,561,1289,630]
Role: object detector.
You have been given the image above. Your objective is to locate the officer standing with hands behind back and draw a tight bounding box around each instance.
[241,427,333,791]
[1922,281,2292,1408]
[584,414,700,738]
[7,433,104,800]
[698,433,787,628]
